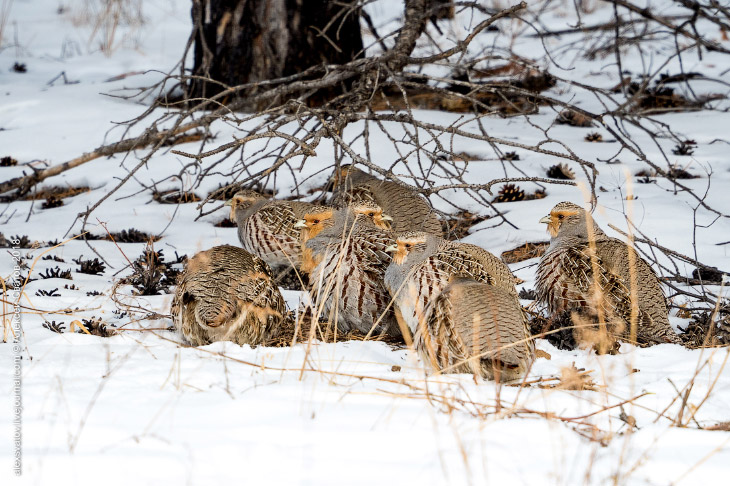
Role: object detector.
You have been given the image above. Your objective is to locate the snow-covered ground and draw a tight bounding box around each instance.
[1,1,729,484]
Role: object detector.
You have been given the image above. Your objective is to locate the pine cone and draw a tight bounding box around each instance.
[494,184,525,203]
[546,163,575,180]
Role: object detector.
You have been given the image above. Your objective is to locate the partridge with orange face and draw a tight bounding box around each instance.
[330,164,442,235]
[304,205,400,338]
[296,200,393,274]
[170,245,286,346]
[384,232,533,381]
[535,201,681,346]
[227,190,329,271]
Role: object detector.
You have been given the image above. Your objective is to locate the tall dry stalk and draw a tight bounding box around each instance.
[73,0,144,56]
[577,182,614,352]
[0,0,12,50]
[623,169,640,345]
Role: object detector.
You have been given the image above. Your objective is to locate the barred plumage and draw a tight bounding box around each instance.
[384,231,520,333]
[536,201,681,346]
[227,190,329,271]
[424,278,534,381]
[297,200,393,274]
[170,245,286,346]
[384,232,533,380]
[330,165,442,235]
[305,207,400,338]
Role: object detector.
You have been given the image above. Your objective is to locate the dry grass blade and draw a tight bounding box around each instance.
[551,364,597,391]
[0,0,11,50]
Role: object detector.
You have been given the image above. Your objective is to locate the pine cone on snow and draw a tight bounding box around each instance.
[494,184,525,203]
[546,163,575,180]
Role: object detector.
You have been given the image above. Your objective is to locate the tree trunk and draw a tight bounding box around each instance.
[190,0,364,108]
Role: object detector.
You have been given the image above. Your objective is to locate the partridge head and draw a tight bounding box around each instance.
[385,231,437,265]
[539,201,605,240]
[225,189,268,219]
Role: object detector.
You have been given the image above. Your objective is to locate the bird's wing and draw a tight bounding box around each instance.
[257,204,298,239]
[435,243,520,295]
[560,244,638,326]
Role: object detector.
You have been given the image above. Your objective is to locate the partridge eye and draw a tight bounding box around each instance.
[313,219,319,224]
[405,244,411,248]
[558,215,564,220]
[368,212,375,217]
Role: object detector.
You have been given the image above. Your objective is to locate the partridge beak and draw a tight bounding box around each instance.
[224,199,233,207]
[294,219,307,228]
[385,244,398,253]
[539,215,551,224]
[381,214,393,222]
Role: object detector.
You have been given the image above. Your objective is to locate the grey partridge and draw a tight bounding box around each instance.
[296,200,393,274]
[170,245,286,346]
[384,231,533,380]
[330,164,442,235]
[304,206,400,338]
[227,189,329,271]
[535,201,681,346]
[424,278,534,381]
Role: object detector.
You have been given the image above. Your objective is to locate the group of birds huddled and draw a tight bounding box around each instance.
[171,165,681,383]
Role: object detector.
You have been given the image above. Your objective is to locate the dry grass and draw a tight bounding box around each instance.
[539,364,597,391]
[0,0,11,50]
[70,0,144,56]
[501,241,549,263]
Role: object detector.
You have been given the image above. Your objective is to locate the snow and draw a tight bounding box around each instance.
[1,1,730,484]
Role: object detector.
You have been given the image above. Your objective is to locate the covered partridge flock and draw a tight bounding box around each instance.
[171,165,682,383]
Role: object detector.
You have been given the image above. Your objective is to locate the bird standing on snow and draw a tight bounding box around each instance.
[171,245,286,346]
[535,201,681,347]
[384,231,534,381]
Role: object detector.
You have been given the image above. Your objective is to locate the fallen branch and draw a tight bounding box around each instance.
[0,126,200,197]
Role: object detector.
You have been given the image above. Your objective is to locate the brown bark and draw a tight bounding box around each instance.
[190,0,364,107]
